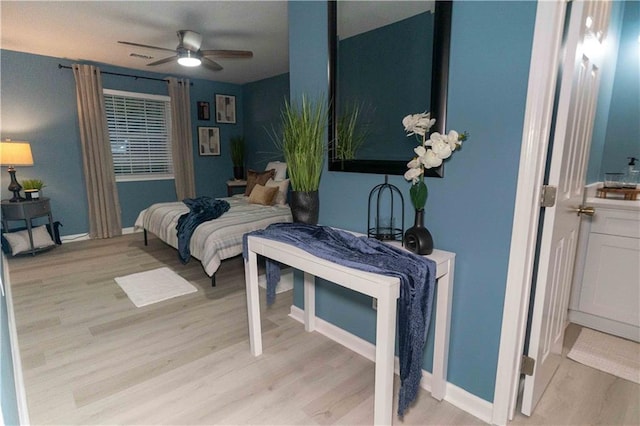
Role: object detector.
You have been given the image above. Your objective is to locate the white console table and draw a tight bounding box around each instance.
[244,236,455,425]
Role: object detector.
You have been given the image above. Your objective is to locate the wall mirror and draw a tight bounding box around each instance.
[328,0,452,176]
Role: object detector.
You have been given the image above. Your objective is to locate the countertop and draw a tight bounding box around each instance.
[585,183,640,212]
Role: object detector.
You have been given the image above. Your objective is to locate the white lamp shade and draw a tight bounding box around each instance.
[0,142,34,166]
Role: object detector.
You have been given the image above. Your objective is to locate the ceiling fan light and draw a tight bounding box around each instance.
[177,51,201,67]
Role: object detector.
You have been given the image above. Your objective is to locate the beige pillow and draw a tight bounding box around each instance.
[265,178,290,205]
[248,184,279,206]
[244,169,275,196]
[3,225,54,255]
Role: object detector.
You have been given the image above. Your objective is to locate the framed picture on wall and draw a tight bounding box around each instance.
[197,101,210,120]
[215,94,236,124]
[197,127,221,156]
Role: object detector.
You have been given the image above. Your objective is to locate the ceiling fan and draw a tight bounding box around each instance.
[118,30,253,71]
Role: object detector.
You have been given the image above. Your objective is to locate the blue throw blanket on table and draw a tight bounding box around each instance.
[242,222,436,417]
[176,196,230,263]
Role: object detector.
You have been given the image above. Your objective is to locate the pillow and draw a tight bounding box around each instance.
[3,225,55,255]
[265,161,287,181]
[248,184,279,206]
[244,169,275,196]
[265,178,290,205]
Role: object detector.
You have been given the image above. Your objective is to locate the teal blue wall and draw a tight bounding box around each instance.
[192,79,244,197]
[289,0,536,402]
[1,50,245,235]
[1,52,89,236]
[243,73,290,171]
[587,1,633,183]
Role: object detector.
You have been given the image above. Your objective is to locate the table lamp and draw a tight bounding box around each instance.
[0,141,34,202]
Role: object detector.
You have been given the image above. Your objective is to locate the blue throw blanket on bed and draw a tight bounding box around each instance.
[242,222,436,417]
[176,197,230,263]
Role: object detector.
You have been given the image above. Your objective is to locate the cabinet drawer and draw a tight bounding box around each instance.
[590,208,640,238]
[22,199,51,217]
[1,199,51,220]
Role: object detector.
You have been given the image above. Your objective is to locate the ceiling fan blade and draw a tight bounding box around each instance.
[201,50,254,59]
[147,56,177,66]
[201,57,223,71]
[118,41,176,53]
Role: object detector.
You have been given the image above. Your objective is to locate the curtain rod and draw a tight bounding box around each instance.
[58,64,193,85]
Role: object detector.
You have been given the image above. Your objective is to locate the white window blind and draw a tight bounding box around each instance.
[103,89,173,181]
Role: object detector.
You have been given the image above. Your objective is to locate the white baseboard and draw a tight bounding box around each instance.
[60,226,141,244]
[60,233,90,243]
[122,226,141,235]
[568,309,640,343]
[288,305,493,423]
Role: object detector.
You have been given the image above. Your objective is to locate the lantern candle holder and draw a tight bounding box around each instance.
[367,176,404,242]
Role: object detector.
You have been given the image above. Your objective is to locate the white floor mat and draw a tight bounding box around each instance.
[567,327,640,384]
[115,267,198,307]
[258,268,294,294]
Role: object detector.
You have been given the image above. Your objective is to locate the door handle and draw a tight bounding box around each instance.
[574,205,595,216]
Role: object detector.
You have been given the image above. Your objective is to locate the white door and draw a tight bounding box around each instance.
[521,0,611,416]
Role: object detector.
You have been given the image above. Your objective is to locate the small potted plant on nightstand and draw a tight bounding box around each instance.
[21,179,46,200]
[230,136,245,180]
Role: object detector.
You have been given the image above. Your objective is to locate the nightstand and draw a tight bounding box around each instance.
[226,179,247,196]
[1,198,54,255]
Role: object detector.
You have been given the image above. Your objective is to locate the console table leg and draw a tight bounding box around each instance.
[374,290,397,425]
[304,272,316,332]
[245,251,262,356]
[432,258,455,400]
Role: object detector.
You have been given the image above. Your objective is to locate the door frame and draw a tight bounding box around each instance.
[491,1,568,424]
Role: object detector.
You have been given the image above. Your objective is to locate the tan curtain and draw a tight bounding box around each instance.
[167,77,196,200]
[72,64,122,239]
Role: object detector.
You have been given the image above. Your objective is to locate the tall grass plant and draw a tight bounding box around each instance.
[272,95,327,192]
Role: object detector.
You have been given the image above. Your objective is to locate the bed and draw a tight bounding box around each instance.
[134,194,292,281]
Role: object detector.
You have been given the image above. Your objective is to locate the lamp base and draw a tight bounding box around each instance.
[7,168,25,202]
[9,192,25,203]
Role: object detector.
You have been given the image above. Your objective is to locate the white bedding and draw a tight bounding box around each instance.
[134,195,292,276]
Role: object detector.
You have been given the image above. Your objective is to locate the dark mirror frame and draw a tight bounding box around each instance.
[327,0,452,177]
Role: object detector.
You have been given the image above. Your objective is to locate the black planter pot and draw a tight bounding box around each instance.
[290,191,319,225]
[233,166,245,180]
[403,209,433,255]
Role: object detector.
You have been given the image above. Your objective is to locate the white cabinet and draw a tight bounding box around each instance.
[569,196,640,342]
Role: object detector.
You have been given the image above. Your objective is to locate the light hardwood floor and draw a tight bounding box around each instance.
[6,233,639,425]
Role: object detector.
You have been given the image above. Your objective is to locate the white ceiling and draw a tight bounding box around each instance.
[0,1,289,85]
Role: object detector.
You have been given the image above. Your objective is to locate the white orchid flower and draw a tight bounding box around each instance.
[431,138,452,159]
[415,113,436,132]
[404,166,423,183]
[407,157,421,169]
[402,112,436,137]
[402,111,469,211]
[445,130,461,151]
[427,132,442,145]
[421,149,443,168]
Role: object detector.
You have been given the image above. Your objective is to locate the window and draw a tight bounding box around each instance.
[103,89,173,181]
